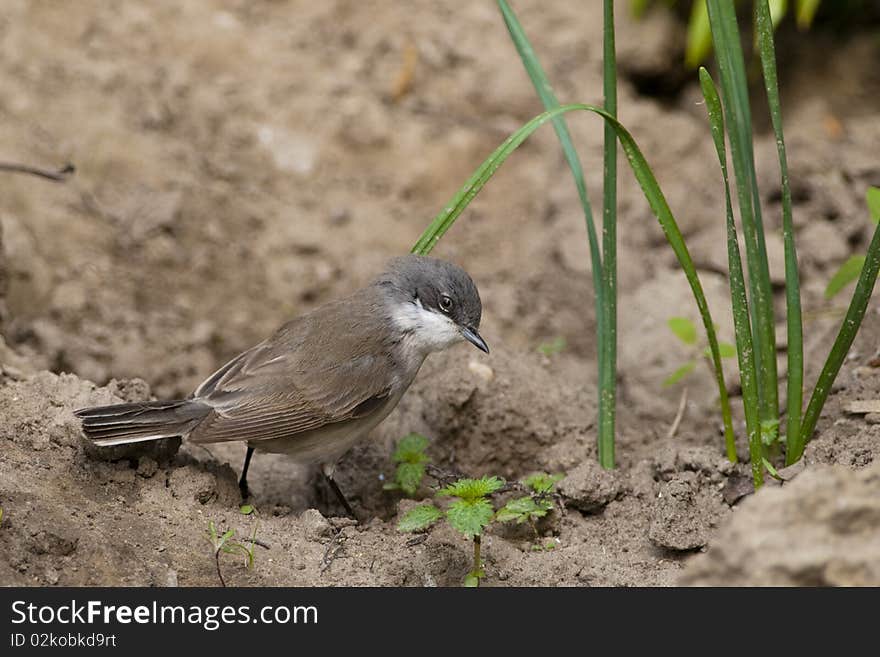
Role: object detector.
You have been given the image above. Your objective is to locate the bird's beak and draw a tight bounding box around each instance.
[460,326,489,354]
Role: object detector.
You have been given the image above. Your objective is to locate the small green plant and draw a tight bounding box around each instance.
[383,433,430,496]
[825,188,880,299]
[399,472,564,586]
[537,336,567,356]
[400,476,503,587]
[664,317,737,386]
[206,512,259,587]
[495,473,563,535]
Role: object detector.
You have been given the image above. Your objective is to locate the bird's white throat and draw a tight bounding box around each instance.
[391,298,463,358]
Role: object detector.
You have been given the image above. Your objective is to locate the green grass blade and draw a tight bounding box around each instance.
[707,0,778,437]
[700,67,759,478]
[599,0,619,470]
[867,187,880,223]
[755,0,804,466]
[410,104,732,464]
[411,105,589,255]
[496,0,609,466]
[496,0,604,313]
[792,220,880,463]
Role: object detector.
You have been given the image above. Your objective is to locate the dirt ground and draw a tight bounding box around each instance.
[1,1,879,586]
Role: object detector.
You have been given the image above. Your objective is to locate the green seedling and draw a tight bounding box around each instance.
[495,472,564,537]
[537,337,567,357]
[399,472,564,586]
[206,515,260,587]
[825,188,880,299]
[664,317,737,387]
[399,476,504,587]
[383,433,430,496]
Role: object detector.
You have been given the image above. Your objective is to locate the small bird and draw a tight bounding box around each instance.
[75,255,488,516]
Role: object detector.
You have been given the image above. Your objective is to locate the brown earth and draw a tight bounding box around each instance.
[1,1,879,586]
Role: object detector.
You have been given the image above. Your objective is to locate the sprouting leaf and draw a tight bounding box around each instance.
[397,504,443,533]
[663,361,696,387]
[825,255,866,299]
[760,419,781,446]
[537,337,567,356]
[495,496,552,524]
[762,457,783,481]
[446,499,495,538]
[705,342,737,359]
[438,476,505,501]
[395,462,425,496]
[668,317,698,345]
[239,505,254,515]
[866,187,880,224]
[523,472,564,494]
[393,433,430,463]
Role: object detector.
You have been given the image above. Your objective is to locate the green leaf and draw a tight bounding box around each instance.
[393,433,429,463]
[523,472,564,494]
[396,462,425,496]
[239,505,254,515]
[663,361,696,387]
[446,499,495,538]
[704,342,737,359]
[795,0,821,29]
[537,337,567,356]
[668,317,698,345]
[438,476,505,501]
[762,457,783,481]
[825,255,865,299]
[685,0,712,68]
[866,187,880,224]
[768,0,788,28]
[761,418,781,446]
[700,66,758,469]
[495,496,551,524]
[397,504,443,533]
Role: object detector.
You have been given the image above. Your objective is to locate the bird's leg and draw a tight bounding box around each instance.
[239,446,255,500]
[321,462,356,520]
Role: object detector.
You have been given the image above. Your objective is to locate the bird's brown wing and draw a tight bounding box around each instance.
[187,295,396,445]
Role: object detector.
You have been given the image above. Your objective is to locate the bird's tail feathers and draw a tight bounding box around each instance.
[74,400,208,447]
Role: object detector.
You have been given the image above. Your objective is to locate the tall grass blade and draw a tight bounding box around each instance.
[496,0,610,465]
[706,0,779,445]
[755,0,804,464]
[496,0,604,317]
[412,104,733,463]
[700,68,760,479]
[599,0,619,470]
[792,221,880,463]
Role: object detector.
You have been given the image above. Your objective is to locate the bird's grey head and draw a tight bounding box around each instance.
[376,255,488,355]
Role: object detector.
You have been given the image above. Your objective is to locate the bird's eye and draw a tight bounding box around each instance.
[439,295,453,312]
